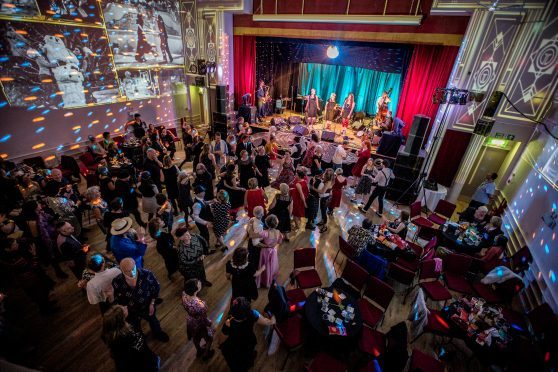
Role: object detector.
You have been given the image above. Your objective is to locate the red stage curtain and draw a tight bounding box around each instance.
[395,45,459,137]
[429,129,472,187]
[233,35,256,107]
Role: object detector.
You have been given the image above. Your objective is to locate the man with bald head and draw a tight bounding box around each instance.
[143,148,164,192]
[44,168,70,196]
[112,257,169,342]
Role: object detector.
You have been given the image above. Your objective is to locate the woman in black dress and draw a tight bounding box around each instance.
[102,305,160,371]
[199,144,217,180]
[225,247,264,302]
[148,217,178,280]
[211,190,231,251]
[162,155,179,215]
[311,145,323,176]
[160,128,177,160]
[254,146,271,188]
[268,183,293,241]
[219,297,276,372]
[237,150,256,189]
[305,88,320,128]
[193,163,214,201]
[220,165,246,211]
[177,171,193,218]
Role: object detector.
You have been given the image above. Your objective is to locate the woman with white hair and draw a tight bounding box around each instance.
[84,186,108,233]
[268,183,293,241]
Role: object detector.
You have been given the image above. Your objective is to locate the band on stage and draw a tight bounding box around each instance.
[253,81,398,138]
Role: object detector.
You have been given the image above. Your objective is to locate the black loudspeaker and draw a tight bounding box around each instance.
[321,131,335,142]
[403,115,430,156]
[212,112,227,137]
[473,117,495,136]
[386,152,425,204]
[288,116,301,126]
[216,85,228,114]
[482,91,504,118]
[197,59,207,75]
[292,125,309,136]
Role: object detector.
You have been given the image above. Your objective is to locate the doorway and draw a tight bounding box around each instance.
[461,145,509,198]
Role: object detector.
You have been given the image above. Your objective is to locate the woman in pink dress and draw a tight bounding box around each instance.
[351,140,372,181]
[290,169,309,230]
[255,215,283,288]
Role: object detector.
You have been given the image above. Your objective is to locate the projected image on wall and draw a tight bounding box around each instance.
[0,20,119,108]
[158,68,185,96]
[118,69,159,100]
[0,0,39,16]
[35,0,102,22]
[102,0,183,67]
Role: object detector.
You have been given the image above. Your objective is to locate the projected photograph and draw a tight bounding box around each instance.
[118,69,158,100]
[35,0,102,22]
[102,0,184,67]
[0,0,39,17]
[158,68,185,96]
[0,20,119,108]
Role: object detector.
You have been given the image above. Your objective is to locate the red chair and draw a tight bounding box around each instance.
[428,199,456,226]
[293,248,322,289]
[509,245,532,275]
[409,349,444,372]
[358,326,386,358]
[306,352,347,372]
[410,201,434,240]
[411,308,453,343]
[418,260,452,304]
[443,253,474,294]
[358,276,395,328]
[471,277,524,304]
[113,135,125,146]
[398,237,438,273]
[333,236,358,274]
[388,262,416,287]
[340,259,369,297]
[274,314,304,370]
[286,288,307,313]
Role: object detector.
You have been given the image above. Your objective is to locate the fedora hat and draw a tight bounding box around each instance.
[110,217,133,235]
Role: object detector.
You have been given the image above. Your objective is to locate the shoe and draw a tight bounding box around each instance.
[319,226,328,233]
[305,224,316,230]
[375,211,383,217]
[153,331,170,342]
[155,297,163,305]
[202,280,213,287]
[358,207,368,214]
[202,349,215,361]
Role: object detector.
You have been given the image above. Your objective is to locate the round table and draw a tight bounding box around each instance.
[304,285,362,354]
[416,184,448,211]
[439,227,482,254]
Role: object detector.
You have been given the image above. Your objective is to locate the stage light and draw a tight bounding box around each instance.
[458,92,467,105]
[326,46,339,59]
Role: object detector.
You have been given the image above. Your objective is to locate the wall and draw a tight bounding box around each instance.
[0,95,178,162]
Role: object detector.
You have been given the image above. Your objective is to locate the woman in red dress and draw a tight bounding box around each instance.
[244,177,267,218]
[290,169,309,229]
[329,168,347,214]
[351,140,372,182]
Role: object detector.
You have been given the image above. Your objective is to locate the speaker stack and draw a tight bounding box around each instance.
[386,115,430,204]
[212,84,231,137]
[473,91,503,137]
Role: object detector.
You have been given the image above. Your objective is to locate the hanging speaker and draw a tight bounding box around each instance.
[482,91,504,118]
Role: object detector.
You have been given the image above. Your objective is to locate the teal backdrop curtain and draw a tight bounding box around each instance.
[299,63,402,115]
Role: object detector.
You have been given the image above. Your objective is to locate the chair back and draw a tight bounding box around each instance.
[293,248,316,270]
[410,201,422,219]
[496,277,524,303]
[433,200,456,219]
[363,276,395,310]
[511,245,532,274]
[443,253,472,275]
[341,259,369,293]
[421,237,438,259]
[419,259,440,280]
[338,236,356,257]
[387,262,415,285]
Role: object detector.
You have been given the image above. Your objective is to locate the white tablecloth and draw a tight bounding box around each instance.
[416,184,448,211]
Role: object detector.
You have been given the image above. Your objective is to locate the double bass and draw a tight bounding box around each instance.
[375,87,392,123]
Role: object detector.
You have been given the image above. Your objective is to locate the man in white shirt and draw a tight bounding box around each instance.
[332,140,348,171]
[359,160,395,217]
[210,132,228,167]
[469,173,498,209]
[85,254,121,313]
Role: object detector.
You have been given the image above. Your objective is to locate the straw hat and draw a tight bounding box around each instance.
[110,217,133,235]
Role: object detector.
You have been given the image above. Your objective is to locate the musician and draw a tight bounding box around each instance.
[340,93,355,135]
[256,80,266,122]
[379,111,394,133]
[376,91,391,112]
[305,88,320,129]
[324,93,337,129]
